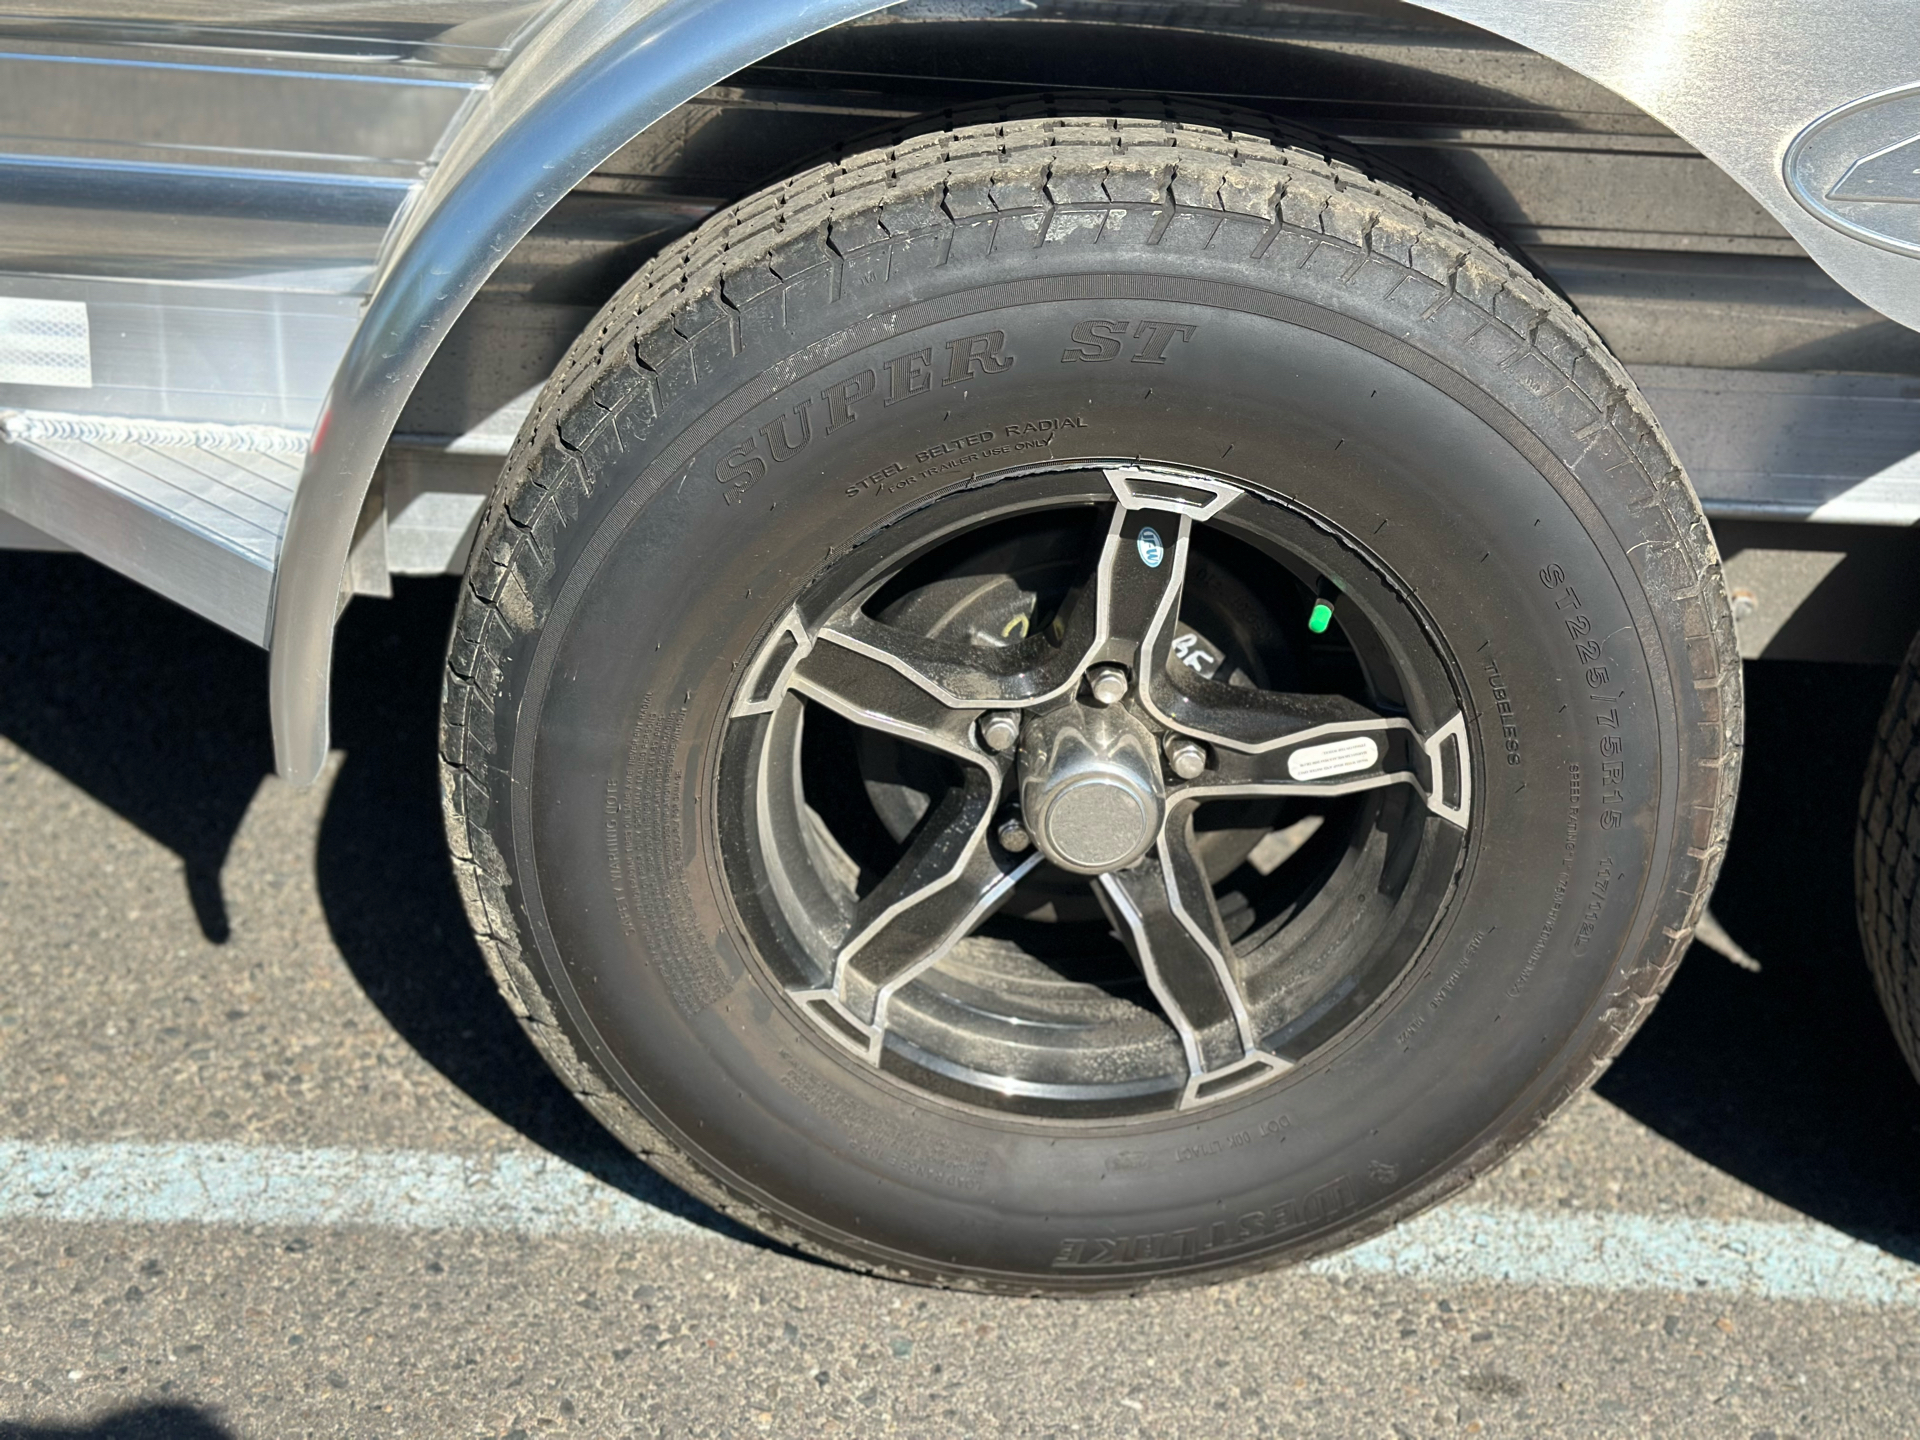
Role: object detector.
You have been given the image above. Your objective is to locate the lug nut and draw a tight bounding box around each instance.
[996,815,1033,853]
[1164,735,1209,780]
[979,711,1022,753]
[1086,665,1129,706]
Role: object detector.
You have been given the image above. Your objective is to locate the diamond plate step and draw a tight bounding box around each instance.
[0,410,305,644]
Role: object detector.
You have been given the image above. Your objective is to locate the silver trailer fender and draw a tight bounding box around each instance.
[268,0,1920,784]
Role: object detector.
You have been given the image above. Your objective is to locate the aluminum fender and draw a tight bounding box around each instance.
[1408,0,1920,323]
[272,0,1920,785]
[269,0,895,785]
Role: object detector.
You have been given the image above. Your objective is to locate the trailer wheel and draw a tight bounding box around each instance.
[440,109,1741,1290]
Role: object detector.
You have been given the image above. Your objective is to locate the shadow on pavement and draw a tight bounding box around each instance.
[0,555,272,942]
[4,553,1917,1256]
[0,555,757,1248]
[313,572,770,1245]
[1597,659,1920,1255]
[0,1404,235,1438]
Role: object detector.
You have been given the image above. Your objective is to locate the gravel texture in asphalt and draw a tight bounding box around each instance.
[1,552,1917,1439]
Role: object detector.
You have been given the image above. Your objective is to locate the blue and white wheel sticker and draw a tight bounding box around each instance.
[1136,526,1165,568]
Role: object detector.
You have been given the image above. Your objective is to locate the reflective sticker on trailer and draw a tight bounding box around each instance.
[0,298,91,389]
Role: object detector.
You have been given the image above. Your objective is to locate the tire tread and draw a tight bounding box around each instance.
[1856,632,1920,1083]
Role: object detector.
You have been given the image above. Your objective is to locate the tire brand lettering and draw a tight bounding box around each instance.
[822,370,875,433]
[1131,320,1199,363]
[944,329,1013,384]
[1061,319,1127,362]
[714,440,766,491]
[1051,1174,1354,1268]
[884,346,935,405]
[759,398,814,462]
[1061,318,1200,365]
[717,331,1017,502]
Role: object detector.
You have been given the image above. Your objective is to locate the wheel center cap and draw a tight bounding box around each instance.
[1018,703,1166,875]
[1041,774,1155,871]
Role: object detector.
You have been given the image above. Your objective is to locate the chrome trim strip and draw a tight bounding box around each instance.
[1422,711,1472,831]
[1155,830,1261,1054]
[1095,871,1208,1081]
[0,48,483,88]
[728,608,814,718]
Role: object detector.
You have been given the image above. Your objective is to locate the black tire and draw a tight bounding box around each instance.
[1857,631,1920,1084]
[440,110,1742,1291]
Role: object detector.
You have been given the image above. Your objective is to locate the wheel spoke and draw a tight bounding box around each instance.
[799,466,1243,715]
[1092,467,1242,670]
[1096,819,1291,1109]
[785,628,985,760]
[1140,663,1390,750]
[816,605,1097,711]
[1169,699,1471,828]
[795,766,1040,1061]
[1095,505,1191,659]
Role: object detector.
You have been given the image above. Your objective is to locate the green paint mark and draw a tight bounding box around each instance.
[1308,600,1334,635]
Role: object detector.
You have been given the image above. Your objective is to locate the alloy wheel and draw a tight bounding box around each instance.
[720,465,1472,1118]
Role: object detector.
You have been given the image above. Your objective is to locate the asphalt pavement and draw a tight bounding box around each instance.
[1,550,1918,1439]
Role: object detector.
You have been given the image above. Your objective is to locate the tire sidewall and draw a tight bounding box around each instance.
[479,245,1693,1285]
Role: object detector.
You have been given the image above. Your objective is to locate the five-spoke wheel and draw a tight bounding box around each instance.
[723,466,1469,1115]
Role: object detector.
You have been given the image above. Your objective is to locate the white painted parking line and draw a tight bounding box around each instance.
[1317,1206,1920,1307]
[1,1139,1916,1306]
[0,1141,699,1240]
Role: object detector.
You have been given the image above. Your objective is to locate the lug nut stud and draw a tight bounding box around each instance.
[1164,735,1209,780]
[1086,665,1129,706]
[996,816,1033,853]
[979,711,1022,753]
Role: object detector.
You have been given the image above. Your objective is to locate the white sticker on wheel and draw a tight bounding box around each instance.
[1287,735,1380,781]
